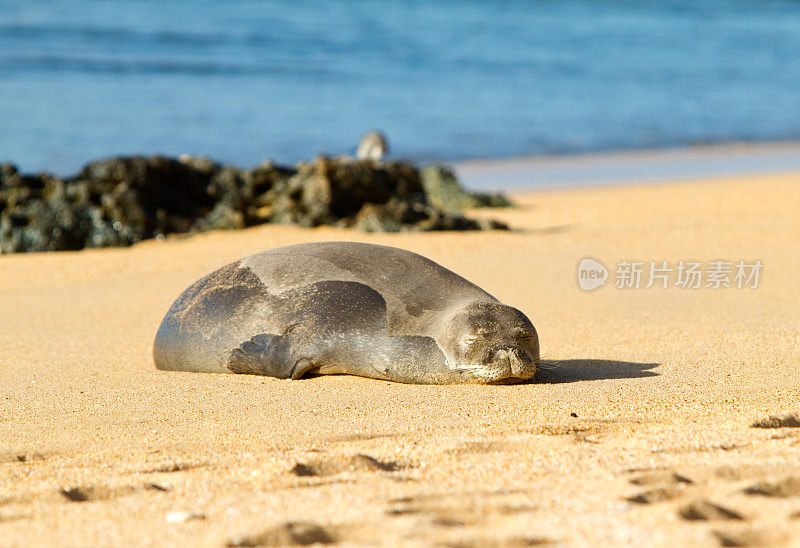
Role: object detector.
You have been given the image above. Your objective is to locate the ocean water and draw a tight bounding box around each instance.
[2,0,800,176]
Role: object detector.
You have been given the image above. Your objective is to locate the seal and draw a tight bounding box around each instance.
[153,242,539,384]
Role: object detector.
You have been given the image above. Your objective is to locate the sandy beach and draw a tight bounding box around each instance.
[1,168,799,547]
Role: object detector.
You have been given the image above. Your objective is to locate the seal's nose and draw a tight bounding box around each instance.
[510,351,530,377]
[492,346,531,377]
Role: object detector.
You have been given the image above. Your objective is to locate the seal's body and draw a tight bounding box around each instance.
[153,242,538,384]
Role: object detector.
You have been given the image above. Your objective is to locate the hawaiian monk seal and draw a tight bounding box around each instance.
[153,242,539,384]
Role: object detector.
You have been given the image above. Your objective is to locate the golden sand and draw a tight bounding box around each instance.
[1,172,799,547]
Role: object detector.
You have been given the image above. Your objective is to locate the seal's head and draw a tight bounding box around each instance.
[440,301,539,384]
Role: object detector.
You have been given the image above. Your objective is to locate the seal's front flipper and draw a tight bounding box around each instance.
[226,333,291,377]
[288,358,318,380]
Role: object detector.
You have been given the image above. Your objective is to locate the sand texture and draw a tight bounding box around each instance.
[1,172,799,547]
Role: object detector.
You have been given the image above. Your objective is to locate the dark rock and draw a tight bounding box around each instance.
[0,155,509,254]
[420,165,513,213]
[0,164,22,188]
[197,202,244,231]
[350,202,405,232]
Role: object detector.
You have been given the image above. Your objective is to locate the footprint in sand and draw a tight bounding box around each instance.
[443,536,556,547]
[446,440,527,456]
[625,469,693,504]
[448,427,606,457]
[386,489,537,533]
[290,454,401,477]
[227,521,336,547]
[626,487,684,504]
[2,452,47,464]
[323,432,397,444]
[744,476,800,497]
[60,482,168,502]
[137,462,202,474]
[714,525,789,547]
[530,423,607,444]
[679,499,745,521]
[0,510,29,522]
[629,470,694,487]
[620,465,800,546]
[751,412,800,429]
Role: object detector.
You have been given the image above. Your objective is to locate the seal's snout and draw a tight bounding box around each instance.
[488,345,537,381]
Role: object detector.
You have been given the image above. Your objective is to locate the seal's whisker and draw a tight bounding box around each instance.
[532,359,568,383]
[533,367,567,383]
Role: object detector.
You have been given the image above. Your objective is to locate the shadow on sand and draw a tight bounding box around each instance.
[507,223,576,236]
[534,359,659,384]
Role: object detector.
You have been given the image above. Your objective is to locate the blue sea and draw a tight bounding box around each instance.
[2,0,800,176]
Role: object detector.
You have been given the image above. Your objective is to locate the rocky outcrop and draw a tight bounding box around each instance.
[420,165,513,214]
[0,155,511,254]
